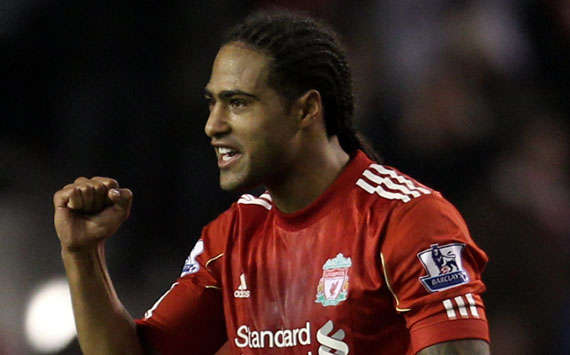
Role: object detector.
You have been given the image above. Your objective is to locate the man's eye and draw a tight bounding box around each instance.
[229,98,247,108]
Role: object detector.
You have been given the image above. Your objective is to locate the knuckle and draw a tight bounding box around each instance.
[53,191,62,202]
[92,176,118,185]
[92,182,107,192]
[74,176,88,183]
[79,185,92,193]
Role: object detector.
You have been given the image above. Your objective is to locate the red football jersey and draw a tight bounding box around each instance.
[136,151,489,354]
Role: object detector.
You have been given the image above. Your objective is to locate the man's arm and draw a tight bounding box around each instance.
[418,339,490,355]
[54,177,144,355]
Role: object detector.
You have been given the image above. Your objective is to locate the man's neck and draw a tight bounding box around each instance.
[267,139,350,214]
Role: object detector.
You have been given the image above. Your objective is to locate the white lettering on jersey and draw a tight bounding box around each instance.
[234,322,311,349]
[234,273,250,298]
[317,320,349,354]
[180,239,204,277]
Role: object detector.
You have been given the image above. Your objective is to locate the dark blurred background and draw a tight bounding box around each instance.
[1,0,568,354]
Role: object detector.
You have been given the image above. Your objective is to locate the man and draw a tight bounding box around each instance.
[54,11,490,354]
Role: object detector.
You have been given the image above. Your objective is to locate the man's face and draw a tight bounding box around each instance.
[204,42,299,191]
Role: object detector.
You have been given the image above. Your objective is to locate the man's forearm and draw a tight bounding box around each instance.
[62,244,144,355]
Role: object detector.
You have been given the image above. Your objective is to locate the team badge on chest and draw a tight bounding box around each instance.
[315,253,351,306]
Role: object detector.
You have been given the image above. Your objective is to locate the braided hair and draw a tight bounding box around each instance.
[223,11,379,161]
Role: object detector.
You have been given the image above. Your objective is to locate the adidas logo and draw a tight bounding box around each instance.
[234,273,250,298]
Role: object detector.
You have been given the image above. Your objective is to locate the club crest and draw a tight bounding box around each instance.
[418,243,469,292]
[315,253,351,306]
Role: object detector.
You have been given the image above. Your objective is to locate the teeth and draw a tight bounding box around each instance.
[218,147,235,155]
[217,146,239,163]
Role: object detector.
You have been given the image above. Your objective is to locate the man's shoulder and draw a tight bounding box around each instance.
[351,161,439,209]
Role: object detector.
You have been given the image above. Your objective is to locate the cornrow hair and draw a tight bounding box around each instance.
[223,10,380,162]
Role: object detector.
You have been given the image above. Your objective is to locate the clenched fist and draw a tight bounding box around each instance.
[54,177,133,252]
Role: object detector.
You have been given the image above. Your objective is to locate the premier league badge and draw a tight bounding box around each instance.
[315,253,351,306]
[180,239,204,277]
[418,243,469,292]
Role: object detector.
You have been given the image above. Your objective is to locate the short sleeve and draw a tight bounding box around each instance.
[136,206,237,354]
[380,195,490,353]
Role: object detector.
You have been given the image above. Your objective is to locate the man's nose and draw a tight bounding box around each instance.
[204,103,230,138]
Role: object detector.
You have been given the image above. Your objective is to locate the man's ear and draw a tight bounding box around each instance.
[294,89,322,129]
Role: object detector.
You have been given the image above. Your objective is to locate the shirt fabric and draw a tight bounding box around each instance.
[136,150,489,354]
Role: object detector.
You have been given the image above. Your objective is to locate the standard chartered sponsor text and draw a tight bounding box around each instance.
[234,322,311,349]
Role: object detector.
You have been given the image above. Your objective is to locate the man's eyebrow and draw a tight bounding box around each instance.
[203,89,258,100]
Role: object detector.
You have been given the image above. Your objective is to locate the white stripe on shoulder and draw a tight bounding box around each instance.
[238,194,272,210]
[369,164,431,194]
[363,170,421,198]
[356,164,431,203]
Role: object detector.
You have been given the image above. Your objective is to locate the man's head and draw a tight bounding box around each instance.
[204,11,370,191]
[222,11,359,153]
[204,41,302,191]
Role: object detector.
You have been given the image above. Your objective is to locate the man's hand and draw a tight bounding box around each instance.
[54,177,133,252]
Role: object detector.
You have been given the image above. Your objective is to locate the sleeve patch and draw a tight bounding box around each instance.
[417,243,469,292]
[181,239,204,277]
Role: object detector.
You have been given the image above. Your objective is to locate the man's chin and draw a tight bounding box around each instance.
[219,173,260,193]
